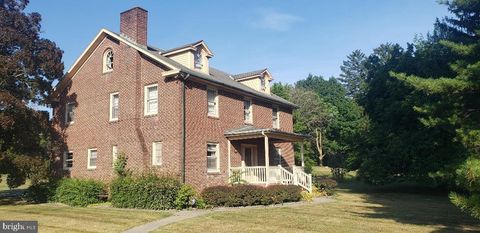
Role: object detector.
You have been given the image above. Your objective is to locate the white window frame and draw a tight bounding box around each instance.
[65,102,75,124]
[87,148,97,170]
[274,147,282,165]
[112,145,118,167]
[152,141,162,166]
[207,87,219,117]
[63,151,73,171]
[194,48,203,69]
[272,106,280,129]
[244,98,253,124]
[103,48,114,73]
[109,92,119,121]
[207,143,220,173]
[144,84,158,116]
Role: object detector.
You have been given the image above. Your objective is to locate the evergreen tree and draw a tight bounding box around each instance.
[338,50,367,99]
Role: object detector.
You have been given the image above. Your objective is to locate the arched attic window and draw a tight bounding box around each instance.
[103,49,114,73]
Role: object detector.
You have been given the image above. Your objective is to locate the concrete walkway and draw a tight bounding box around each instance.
[122,197,333,233]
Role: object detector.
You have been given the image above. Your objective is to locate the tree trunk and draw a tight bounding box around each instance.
[315,128,324,166]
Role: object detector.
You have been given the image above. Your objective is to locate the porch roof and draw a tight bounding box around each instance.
[225,125,309,142]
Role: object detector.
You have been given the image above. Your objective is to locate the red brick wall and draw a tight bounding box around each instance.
[53,36,295,190]
[184,81,295,190]
[53,36,182,182]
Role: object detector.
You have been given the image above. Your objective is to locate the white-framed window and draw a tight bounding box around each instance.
[109,92,119,121]
[274,147,282,165]
[207,87,218,117]
[103,49,114,73]
[87,148,97,170]
[63,151,73,170]
[112,145,118,167]
[244,99,252,123]
[260,75,266,90]
[194,47,203,69]
[144,84,158,116]
[152,141,162,166]
[272,106,280,129]
[207,143,220,173]
[65,102,75,124]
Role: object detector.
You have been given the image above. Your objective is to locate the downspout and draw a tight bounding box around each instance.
[179,72,190,184]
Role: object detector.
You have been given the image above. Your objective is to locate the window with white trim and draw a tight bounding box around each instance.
[260,75,266,90]
[109,92,119,121]
[207,143,219,172]
[274,147,282,165]
[207,88,218,117]
[152,141,162,166]
[103,49,114,73]
[112,145,118,167]
[63,151,73,170]
[65,102,75,124]
[194,48,203,69]
[87,148,97,169]
[244,99,252,123]
[272,107,280,129]
[144,84,158,116]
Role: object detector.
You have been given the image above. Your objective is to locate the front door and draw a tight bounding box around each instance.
[241,144,258,166]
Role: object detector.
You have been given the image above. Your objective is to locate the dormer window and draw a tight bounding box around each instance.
[260,75,266,90]
[194,48,203,69]
[103,49,114,73]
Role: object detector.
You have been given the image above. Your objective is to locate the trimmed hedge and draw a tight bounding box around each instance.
[110,173,182,210]
[54,178,105,207]
[313,177,338,196]
[201,185,302,207]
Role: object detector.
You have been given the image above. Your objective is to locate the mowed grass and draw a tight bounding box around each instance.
[0,204,171,233]
[153,167,480,233]
[0,175,171,233]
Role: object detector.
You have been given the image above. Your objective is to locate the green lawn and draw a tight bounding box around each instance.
[0,175,171,233]
[0,204,170,233]
[153,168,480,233]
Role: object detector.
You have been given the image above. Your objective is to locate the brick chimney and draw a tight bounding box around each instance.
[120,7,148,46]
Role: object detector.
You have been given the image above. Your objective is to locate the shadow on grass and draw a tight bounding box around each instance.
[0,189,27,206]
[338,181,480,233]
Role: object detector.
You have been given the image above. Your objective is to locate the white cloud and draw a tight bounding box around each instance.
[252,9,303,31]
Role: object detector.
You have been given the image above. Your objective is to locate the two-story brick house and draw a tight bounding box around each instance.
[51,7,311,191]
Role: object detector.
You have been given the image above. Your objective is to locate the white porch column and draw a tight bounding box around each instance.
[264,134,269,186]
[300,142,305,168]
[227,139,231,178]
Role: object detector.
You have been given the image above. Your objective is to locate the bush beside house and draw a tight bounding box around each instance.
[54,179,105,207]
[110,173,182,210]
[201,185,302,207]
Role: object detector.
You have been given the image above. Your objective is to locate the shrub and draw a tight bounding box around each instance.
[313,177,338,196]
[301,190,314,202]
[110,173,181,210]
[113,152,130,178]
[54,178,105,207]
[201,185,302,207]
[23,180,58,203]
[175,184,204,209]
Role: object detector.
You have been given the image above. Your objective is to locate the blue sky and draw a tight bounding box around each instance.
[27,0,449,84]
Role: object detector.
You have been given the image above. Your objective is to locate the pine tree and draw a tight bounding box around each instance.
[393,0,480,219]
[338,50,367,99]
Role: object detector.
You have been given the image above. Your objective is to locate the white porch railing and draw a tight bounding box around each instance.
[230,165,312,192]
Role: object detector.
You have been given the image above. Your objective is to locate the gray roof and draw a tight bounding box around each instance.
[232,69,267,80]
[225,125,309,140]
[113,32,296,108]
[161,40,203,54]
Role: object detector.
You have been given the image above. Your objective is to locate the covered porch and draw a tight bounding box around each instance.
[225,126,312,192]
